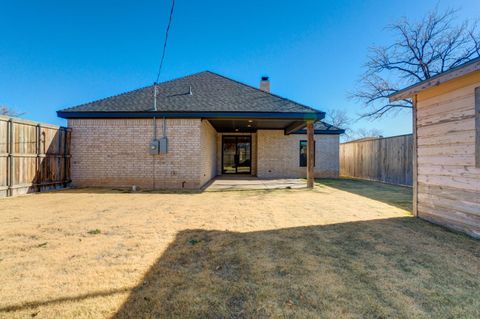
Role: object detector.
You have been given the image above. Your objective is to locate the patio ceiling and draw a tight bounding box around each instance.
[207,118,307,134]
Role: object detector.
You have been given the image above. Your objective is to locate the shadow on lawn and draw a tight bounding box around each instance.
[316,178,413,212]
[112,218,479,319]
[0,288,133,313]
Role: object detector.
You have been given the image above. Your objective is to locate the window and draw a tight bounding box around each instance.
[476,87,480,168]
[299,140,315,167]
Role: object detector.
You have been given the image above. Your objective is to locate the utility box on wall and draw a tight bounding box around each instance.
[149,137,168,155]
[159,137,168,154]
[149,139,159,155]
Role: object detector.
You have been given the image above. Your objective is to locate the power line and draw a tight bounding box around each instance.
[155,0,175,83]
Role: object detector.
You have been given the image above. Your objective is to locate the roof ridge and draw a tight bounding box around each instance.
[58,70,327,115]
[204,71,323,114]
[60,71,211,112]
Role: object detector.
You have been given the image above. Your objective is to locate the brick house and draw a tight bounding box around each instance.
[58,71,344,189]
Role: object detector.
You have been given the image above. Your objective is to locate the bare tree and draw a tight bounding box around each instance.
[351,128,383,140]
[325,109,351,128]
[352,8,480,119]
[0,105,24,117]
[325,109,353,140]
[325,108,386,142]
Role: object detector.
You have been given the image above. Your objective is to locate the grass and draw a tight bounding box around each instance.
[0,179,478,318]
[317,178,413,211]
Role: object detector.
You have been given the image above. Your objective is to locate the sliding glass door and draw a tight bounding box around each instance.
[222,136,251,174]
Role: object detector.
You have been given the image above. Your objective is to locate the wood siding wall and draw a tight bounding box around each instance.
[0,116,71,198]
[416,72,480,238]
[340,135,413,186]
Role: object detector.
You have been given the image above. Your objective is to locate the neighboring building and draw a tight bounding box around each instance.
[58,71,344,190]
[390,57,480,238]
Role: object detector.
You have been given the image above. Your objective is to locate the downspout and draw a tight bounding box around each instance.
[152,84,158,190]
[163,116,166,138]
[153,83,158,138]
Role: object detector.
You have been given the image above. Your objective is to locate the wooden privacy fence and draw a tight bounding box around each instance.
[0,115,71,197]
[340,134,413,186]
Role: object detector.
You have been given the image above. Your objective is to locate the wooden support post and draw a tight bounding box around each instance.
[412,95,418,217]
[306,120,314,189]
[63,128,68,187]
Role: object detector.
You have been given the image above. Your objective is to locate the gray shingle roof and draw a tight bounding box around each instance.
[295,121,345,134]
[59,71,321,114]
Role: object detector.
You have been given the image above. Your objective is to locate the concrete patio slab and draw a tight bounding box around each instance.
[204,176,307,191]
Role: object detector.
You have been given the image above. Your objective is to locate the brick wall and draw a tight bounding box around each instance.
[257,130,340,178]
[200,120,217,186]
[68,118,207,189]
[68,120,340,188]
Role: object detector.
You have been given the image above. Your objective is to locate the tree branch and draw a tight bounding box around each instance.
[352,7,480,119]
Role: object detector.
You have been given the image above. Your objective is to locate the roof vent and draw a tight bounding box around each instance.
[260,76,270,92]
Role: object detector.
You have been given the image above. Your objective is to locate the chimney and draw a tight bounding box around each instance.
[260,76,270,92]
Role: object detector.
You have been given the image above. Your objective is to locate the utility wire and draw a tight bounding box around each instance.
[152,0,175,190]
[155,0,175,83]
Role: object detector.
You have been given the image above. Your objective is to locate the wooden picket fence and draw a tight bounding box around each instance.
[340,134,413,186]
[0,115,71,197]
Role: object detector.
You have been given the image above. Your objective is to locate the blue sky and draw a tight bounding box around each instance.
[1,0,479,136]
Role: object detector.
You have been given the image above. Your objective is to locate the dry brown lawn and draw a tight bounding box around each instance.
[0,179,478,319]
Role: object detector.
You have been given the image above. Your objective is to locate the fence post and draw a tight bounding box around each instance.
[35,124,40,192]
[6,119,13,197]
